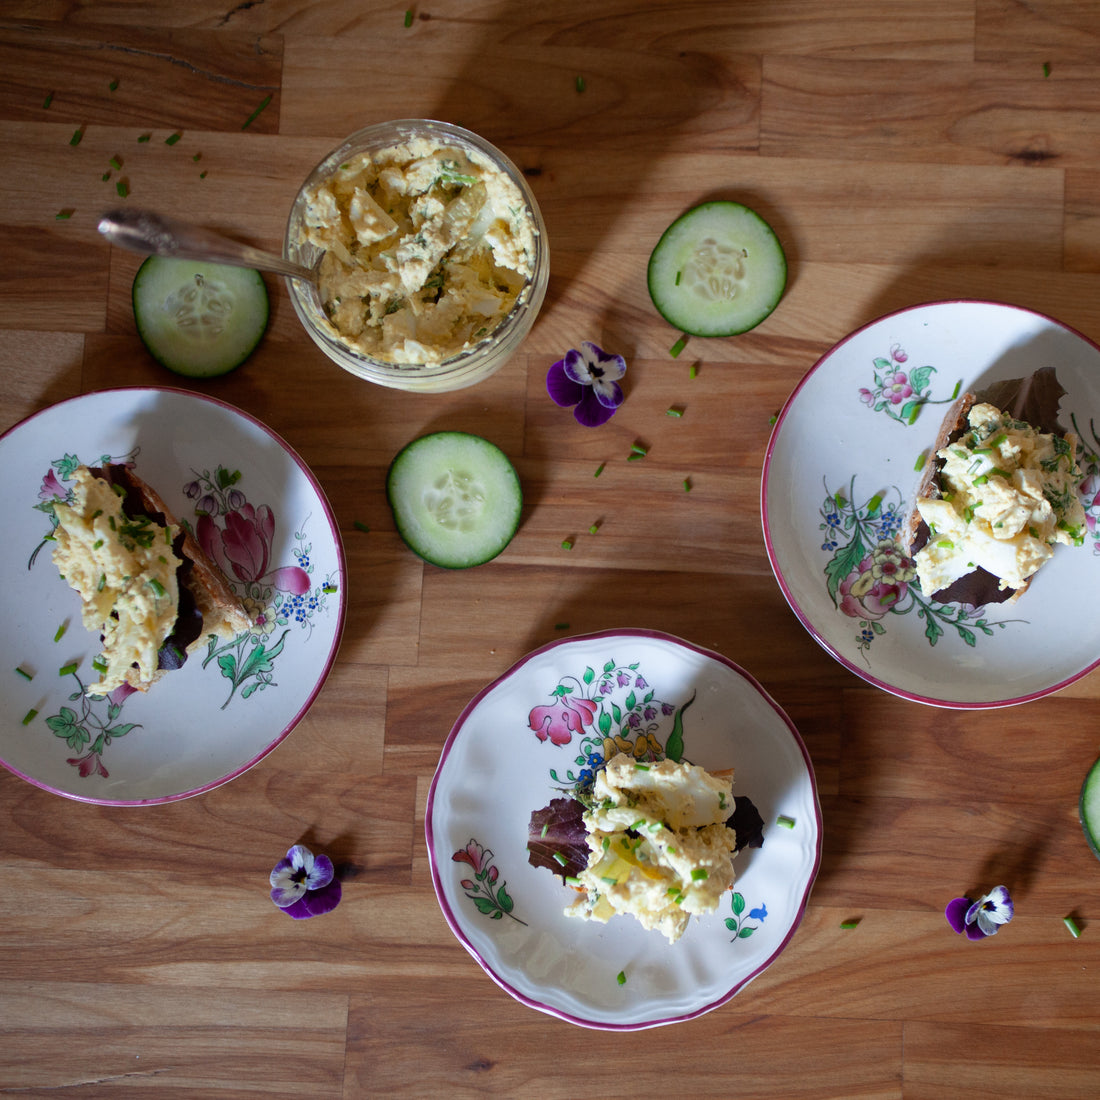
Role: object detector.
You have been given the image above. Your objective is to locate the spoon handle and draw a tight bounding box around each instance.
[97,208,315,283]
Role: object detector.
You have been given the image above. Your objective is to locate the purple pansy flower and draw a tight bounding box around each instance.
[945,884,1013,939]
[546,341,626,427]
[270,844,342,920]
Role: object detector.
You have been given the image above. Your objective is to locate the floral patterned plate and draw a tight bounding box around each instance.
[426,630,821,1030]
[0,387,345,804]
[763,299,1100,707]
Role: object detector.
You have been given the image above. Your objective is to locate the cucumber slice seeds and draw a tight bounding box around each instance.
[647,201,786,337]
[1081,755,1100,860]
[132,255,269,378]
[386,431,522,569]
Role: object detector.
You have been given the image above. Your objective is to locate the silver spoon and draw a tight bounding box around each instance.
[97,207,319,285]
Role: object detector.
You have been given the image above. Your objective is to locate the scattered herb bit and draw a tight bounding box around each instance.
[109,155,122,170]
[776,814,796,829]
[630,442,648,456]
[165,132,182,146]
[914,450,927,471]
[109,78,119,91]
[666,406,684,418]
[950,379,961,399]
[58,662,79,677]
[690,868,709,882]
[554,622,570,630]
[552,851,568,866]
[1043,61,1051,78]
[353,520,370,533]
[102,170,111,181]
[22,709,38,726]
[588,522,600,535]
[669,333,689,358]
[768,412,778,425]
[55,209,74,220]
[15,667,33,681]
[321,584,337,594]
[404,8,414,27]
[866,493,882,516]
[689,362,699,379]
[561,537,575,550]
[907,401,922,425]
[594,462,605,478]
[616,970,626,986]
[575,75,586,93]
[116,180,129,198]
[840,918,861,929]
[241,94,272,130]
[674,270,682,286]
[69,127,84,146]
[92,657,108,674]
[199,171,208,179]
[683,477,692,492]
[43,91,54,109]
[1064,915,1081,939]
[53,622,67,643]
[137,133,151,143]
[192,152,201,162]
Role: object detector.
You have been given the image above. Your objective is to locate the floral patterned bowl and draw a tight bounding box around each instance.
[426,630,821,1030]
[0,387,345,803]
[763,300,1100,708]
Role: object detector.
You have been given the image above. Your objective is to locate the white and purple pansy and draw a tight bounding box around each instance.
[546,341,626,427]
[945,884,1014,939]
[269,843,342,919]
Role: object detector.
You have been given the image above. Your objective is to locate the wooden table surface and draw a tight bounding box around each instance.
[3,2,1100,1096]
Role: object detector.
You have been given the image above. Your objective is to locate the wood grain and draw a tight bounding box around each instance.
[3,2,1100,1096]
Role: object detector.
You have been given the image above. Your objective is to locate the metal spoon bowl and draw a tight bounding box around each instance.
[97,208,319,285]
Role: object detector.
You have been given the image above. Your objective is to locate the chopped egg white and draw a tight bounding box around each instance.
[915,402,1085,596]
[565,753,738,943]
[297,137,537,365]
[51,468,182,694]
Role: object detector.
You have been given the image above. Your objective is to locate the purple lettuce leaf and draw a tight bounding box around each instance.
[527,797,589,880]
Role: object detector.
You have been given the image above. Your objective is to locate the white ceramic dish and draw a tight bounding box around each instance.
[0,387,345,804]
[426,630,821,1030]
[763,300,1100,708]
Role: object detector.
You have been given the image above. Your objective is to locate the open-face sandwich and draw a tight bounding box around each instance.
[51,464,251,694]
[901,366,1086,606]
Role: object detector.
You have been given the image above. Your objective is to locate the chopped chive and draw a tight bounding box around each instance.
[689,362,699,379]
[59,662,79,677]
[22,709,39,726]
[92,539,104,550]
[55,209,74,220]
[69,127,84,146]
[102,171,111,181]
[15,666,33,681]
[866,493,883,516]
[627,452,645,461]
[554,622,570,630]
[54,622,67,643]
[1043,61,1051,78]
[690,868,709,882]
[561,537,574,550]
[109,155,122,170]
[109,78,119,91]
[241,94,272,130]
[601,837,610,850]
[192,152,201,162]
[674,270,682,285]
[601,875,617,885]
[199,170,208,179]
[116,180,129,198]
[404,8,414,27]
[1064,915,1081,939]
[148,578,166,598]
[92,657,108,673]
[97,573,106,592]
[541,822,549,838]
[840,918,861,929]
[43,91,54,109]
[666,406,684,418]
[588,522,600,535]
[776,814,796,829]
[575,75,586,93]
[907,402,922,425]
[564,875,581,886]
[914,451,927,471]
[594,462,605,477]
[616,970,626,985]
[321,583,337,594]
[353,520,370,533]
[669,333,689,358]
[631,442,648,455]
[165,132,182,145]
[552,852,567,866]
[950,379,961,399]
[633,763,650,771]
[137,133,151,142]
[683,477,692,492]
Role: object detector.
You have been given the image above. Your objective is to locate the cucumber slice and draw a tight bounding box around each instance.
[1081,755,1100,860]
[132,256,269,377]
[386,431,522,569]
[647,201,786,337]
